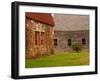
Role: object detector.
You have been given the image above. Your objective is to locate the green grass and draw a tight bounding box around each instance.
[25,51,89,68]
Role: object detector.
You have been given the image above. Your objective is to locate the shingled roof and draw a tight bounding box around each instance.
[26,12,54,26]
[53,14,89,31]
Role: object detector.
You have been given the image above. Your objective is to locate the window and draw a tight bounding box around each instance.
[34,22,45,46]
[54,39,57,46]
[68,39,71,46]
[35,31,40,45]
[41,32,45,45]
[82,38,86,45]
[35,31,45,46]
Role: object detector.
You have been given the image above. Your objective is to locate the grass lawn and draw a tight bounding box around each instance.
[25,51,89,68]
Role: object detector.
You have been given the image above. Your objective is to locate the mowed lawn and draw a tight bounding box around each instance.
[25,51,89,68]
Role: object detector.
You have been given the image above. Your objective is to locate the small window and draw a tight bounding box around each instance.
[68,39,71,46]
[41,32,45,45]
[54,39,57,46]
[82,38,86,45]
[35,31,40,45]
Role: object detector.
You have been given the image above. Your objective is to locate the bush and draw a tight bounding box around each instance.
[72,43,82,52]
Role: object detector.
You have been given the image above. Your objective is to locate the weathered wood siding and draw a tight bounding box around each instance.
[54,30,89,52]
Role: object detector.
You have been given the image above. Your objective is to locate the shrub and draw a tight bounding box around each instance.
[72,43,82,52]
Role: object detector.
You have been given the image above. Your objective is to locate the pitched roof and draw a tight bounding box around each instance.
[53,14,89,31]
[26,12,54,26]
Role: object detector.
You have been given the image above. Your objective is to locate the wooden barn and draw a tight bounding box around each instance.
[25,12,55,59]
[53,14,89,52]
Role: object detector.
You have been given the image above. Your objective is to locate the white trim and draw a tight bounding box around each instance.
[19,5,95,76]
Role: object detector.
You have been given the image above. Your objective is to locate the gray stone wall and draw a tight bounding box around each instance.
[54,30,89,52]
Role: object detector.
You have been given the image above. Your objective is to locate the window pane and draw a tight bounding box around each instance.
[35,31,39,45]
[68,39,71,46]
[54,39,57,46]
[41,32,45,45]
[82,38,86,45]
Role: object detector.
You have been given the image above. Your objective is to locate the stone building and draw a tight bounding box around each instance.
[53,14,89,52]
[25,12,54,58]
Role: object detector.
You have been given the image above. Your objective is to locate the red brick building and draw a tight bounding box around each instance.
[25,12,54,58]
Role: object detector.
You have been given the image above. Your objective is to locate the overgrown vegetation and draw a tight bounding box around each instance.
[72,43,82,52]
